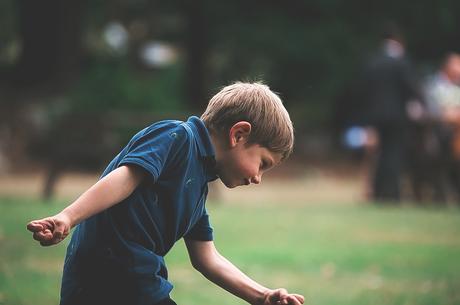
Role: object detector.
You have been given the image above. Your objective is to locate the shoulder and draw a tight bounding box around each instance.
[122,119,195,162]
[130,116,210,159]
[143,119,186,136]
[161,116,210,151]
[132,119,192,145]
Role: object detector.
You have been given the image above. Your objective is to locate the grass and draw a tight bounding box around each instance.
[1,196,460,305]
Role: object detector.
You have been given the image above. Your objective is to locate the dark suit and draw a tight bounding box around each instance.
[360,42,420,202]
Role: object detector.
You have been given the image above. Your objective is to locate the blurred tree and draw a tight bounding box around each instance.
[0,0,460,171]
[12,0,85,91]
[1,0,459,112]
[184,0,208,110]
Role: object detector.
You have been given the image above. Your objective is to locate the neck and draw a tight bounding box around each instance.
[209,132,224,172]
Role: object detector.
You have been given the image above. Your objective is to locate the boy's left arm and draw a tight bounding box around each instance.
[185,239,304,305]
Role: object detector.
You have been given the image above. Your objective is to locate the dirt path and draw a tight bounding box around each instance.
[0,161,368,205]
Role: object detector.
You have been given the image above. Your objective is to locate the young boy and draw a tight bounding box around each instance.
[27,82,304,305]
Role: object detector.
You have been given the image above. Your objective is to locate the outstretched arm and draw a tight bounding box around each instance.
[27,165,145,246]
[185,239,304,305]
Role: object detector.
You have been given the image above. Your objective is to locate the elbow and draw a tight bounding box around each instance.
[191,257,207,274]
[191,253,220,276]
[187,240,220,276]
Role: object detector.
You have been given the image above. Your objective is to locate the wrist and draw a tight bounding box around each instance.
[255,288,272,305]
[58,209,76,229]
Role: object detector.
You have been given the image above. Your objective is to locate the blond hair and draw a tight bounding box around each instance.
[201,82,294,160]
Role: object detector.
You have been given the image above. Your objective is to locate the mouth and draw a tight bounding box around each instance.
[222,178,250,188]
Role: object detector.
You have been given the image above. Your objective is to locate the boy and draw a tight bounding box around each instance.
[27,82,304,305]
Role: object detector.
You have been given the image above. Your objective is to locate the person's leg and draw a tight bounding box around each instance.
[447,159,460,204]
[373,125,405,202]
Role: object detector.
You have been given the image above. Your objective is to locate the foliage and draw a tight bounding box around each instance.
[1,0,460,127]
[202,0,460,126]
[0,0,18,65]
[69,59,185,114]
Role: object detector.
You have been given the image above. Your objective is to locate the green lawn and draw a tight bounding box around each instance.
[1,197,459,305]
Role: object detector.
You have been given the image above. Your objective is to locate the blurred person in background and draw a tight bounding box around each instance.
[359,23,423,203]
[421,52,460,203]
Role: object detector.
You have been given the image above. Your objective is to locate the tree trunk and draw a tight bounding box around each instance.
[12,0,84,90]
[184,0,208,111]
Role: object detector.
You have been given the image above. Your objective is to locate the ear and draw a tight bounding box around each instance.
[228,121,252,147]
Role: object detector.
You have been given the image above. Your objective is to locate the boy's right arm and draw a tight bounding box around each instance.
[27,165,146,246]
[185,239,304,305]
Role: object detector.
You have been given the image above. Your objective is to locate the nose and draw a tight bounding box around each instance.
[251,174,261,184]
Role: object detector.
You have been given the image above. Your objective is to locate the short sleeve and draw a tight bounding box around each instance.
[119,123,188,182]
[184,212,214,241]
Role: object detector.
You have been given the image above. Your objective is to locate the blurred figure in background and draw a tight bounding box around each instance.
[422,52,460,203]
[359,23,423,203]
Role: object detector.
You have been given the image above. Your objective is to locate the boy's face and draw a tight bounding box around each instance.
[214,122,282,188]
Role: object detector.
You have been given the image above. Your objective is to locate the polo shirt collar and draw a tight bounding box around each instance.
[186,116,218,181]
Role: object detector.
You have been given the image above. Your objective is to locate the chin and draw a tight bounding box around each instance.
[220,178,238,189]
[224,182,238,189]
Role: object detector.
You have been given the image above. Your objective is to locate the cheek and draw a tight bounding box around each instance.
[220,156,241,179]
[235,158,258,177]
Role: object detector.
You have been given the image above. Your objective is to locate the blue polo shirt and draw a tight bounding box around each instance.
[60,116,217,305]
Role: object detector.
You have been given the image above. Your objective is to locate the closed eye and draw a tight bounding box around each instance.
[261,160,270,171]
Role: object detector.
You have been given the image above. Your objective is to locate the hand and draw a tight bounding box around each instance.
[26,213,71,246]
[262,289,305,305]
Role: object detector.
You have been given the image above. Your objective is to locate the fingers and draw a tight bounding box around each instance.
[28,218,57,246]
[284,295,304,305]
[269,288,288,302]
[268,289,305,305]
[50,224,67,245]
[292,294,305,304]
[32,228,53,243]
[28,219,51,242]
[53,229,63,241]
[27,216,70,246]
[277,295,303,305]
[27,218,55,232]
[26,221,44,232]
[36,230,62,246]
